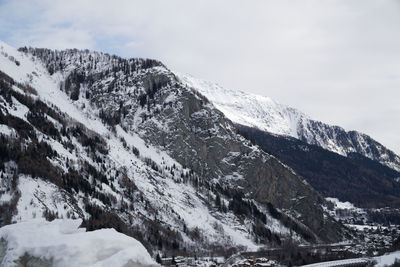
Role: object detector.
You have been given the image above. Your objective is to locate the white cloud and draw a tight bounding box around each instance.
[0,0,399,153]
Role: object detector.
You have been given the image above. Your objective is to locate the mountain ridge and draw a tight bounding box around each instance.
[236,124,400,208]
[178,73,400,172]
[0,40,347,259]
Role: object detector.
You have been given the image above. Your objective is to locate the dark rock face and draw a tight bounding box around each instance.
[237,124,400,208]
[297,120,400,172]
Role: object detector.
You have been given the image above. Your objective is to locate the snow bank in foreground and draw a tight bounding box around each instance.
[374,251,400,267]
[0,219,158,267]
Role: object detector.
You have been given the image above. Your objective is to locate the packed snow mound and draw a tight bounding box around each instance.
[0,219,158,267]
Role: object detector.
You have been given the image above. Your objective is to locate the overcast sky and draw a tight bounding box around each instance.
[0,0,399,154]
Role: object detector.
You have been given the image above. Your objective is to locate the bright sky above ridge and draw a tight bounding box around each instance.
[0,0,399,153]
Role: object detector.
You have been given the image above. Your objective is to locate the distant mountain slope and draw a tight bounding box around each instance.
[178,74,400,172]
[236,124,400,208]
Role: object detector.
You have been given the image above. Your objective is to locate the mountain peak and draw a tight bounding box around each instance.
[178,73,400,172]
[177,73,309,139]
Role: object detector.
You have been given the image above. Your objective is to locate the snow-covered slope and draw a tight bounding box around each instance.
[178,74,400,172]
[178,74,303,138]
[0,40,346,258]
[0,41,263,252]
[0,219,158,267]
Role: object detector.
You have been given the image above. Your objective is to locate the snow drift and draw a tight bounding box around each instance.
[0,219,158,267]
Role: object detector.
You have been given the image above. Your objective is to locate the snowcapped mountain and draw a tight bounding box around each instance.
[0,40,347,261]
[178,74,400,172]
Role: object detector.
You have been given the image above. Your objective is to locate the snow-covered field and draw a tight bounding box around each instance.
[300,258,370,267]
[0,219,159,267]
[374,251,400,267]
[300,251,400,267]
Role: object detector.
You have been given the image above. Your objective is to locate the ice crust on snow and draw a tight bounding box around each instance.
[0,219,158,267]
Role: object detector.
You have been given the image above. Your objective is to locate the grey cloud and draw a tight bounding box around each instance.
[0,0,399,153]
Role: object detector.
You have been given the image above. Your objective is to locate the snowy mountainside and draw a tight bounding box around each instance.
[0,40,346,259]
[178,74,400,172]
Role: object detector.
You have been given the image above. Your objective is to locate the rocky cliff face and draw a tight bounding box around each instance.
[236,124,400,209]
[178,74,400,172]
[0,41,346,256]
